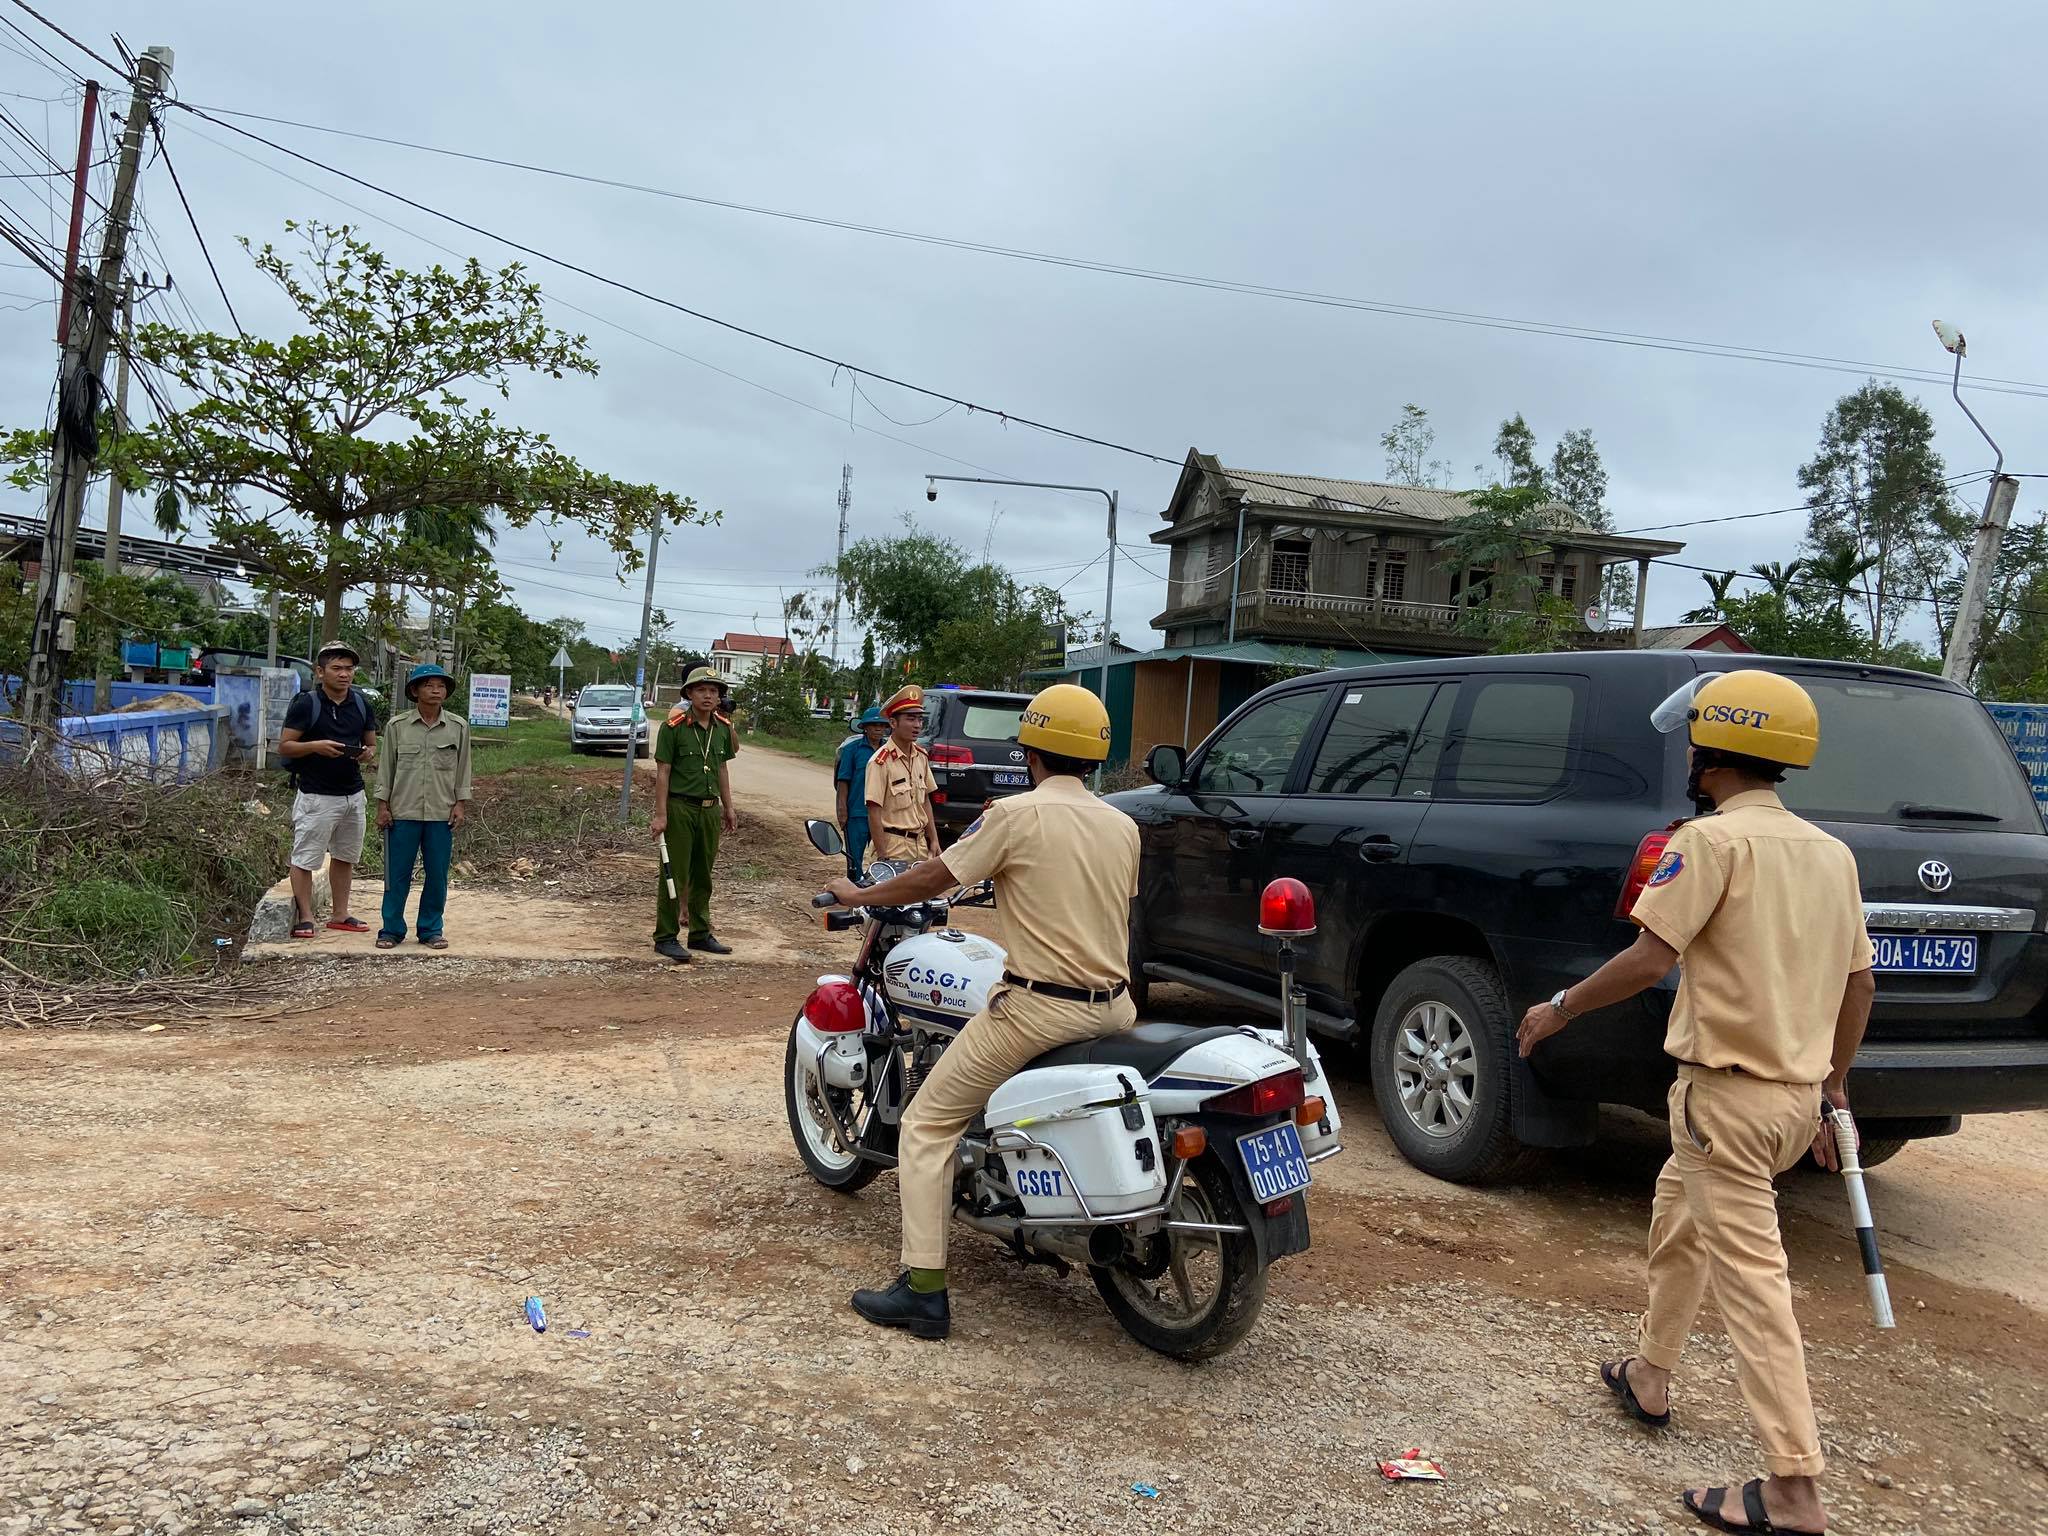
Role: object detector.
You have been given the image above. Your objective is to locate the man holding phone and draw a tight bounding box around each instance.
[278,641,379,939]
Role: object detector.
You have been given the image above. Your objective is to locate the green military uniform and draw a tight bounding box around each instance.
[654,707,737,943]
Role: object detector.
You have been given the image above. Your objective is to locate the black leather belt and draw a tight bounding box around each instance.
[1004,971,1128,1004]
[668,795,719,806]
[884,825,924,835]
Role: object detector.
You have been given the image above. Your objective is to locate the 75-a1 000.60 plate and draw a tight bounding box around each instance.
[1236,1121,1311,1202]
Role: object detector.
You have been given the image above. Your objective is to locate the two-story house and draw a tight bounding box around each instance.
[1152,449,1683,654]
[709,631,795,683]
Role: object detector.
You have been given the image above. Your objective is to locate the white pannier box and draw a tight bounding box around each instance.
[985,1064,1166,1220]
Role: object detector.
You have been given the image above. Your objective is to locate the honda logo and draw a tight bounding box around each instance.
[1918,860,1954,894]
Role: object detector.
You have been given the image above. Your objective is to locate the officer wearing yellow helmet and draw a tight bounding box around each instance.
[823,682,1138,1340]
[1515,669,1875,1536]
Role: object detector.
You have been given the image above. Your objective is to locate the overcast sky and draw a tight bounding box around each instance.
[5,2,2043,658]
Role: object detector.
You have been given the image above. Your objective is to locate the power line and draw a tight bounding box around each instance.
[0,10,80,81]
[1,0,116,78]
[164,97,2048,402]
[149,120,242,335]
[1612,470,1998,535]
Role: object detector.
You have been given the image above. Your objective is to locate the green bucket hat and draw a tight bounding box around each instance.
[404,662,453,700]
[857,706,885,727]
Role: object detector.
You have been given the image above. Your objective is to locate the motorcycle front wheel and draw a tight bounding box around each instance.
[1089,1151,1266,1361]
[783,1022,889,1193]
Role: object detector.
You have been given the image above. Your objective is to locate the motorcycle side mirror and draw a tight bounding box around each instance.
[805,819,845,857]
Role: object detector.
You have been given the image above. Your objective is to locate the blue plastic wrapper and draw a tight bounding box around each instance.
[1132,1483,1160,1500]
[524,1296,547,1333]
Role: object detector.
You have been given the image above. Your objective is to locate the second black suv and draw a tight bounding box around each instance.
[1109,651,2048,1183]
[920,687,1034,844]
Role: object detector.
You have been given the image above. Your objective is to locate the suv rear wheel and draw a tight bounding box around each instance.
[1370,956,1537,1184]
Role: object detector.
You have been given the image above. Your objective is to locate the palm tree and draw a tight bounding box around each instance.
[1801,544,1879,617]
[1748,559,1806,598]
[1682,569,1741,623]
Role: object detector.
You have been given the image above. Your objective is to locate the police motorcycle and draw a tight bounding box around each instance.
[785,819,1343,1361]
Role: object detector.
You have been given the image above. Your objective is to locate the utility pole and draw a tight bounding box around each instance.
[23,47,174,734]
[621,519,665,821]
[829,463,851,668]
[1933,321,2016,688]
[90,280,136,711]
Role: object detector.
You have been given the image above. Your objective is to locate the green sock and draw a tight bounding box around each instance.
[907,1267,946,1294]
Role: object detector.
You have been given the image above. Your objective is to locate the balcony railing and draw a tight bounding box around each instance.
[1241,587,1470,632]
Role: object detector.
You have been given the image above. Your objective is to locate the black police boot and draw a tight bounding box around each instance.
[687,933,732,955]
[653,938,690,963]
[850,1274,950,1340]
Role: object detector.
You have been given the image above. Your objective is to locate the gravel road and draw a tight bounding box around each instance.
[3,751,2044,1535]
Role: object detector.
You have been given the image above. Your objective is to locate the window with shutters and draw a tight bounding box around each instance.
[1271,538,1312,595]
[1539,561,1579,602]
[1379,550,1407,601]
[1203,538,1228,597]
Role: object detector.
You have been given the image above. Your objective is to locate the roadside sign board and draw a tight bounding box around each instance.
[1985,702,2048,812]
[1037,622,1067,671]
[549,647,571,669]
[469,672,512,729]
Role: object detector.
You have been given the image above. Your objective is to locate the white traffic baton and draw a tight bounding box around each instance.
[1827,1105,1894,1329]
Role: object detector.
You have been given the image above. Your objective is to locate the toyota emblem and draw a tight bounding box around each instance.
[1918,860,1954,894]
[1009,748,1026,764]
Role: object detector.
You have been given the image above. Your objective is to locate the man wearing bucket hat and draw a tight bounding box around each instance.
[651,665,740,962]
[825,683,1136,1340]
[834,706,890,881]
[863,685,941,865]
[373,662,473,950]
[1514,669,1874,1536]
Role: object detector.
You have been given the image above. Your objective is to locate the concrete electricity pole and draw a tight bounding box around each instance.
[829,463,851,669]
[23,46,175,733]
[90,280,136,711]
[1932,321,2019,688]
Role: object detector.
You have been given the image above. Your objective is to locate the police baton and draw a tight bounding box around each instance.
[660,846,677,902]
[1827,1105,1895,1329]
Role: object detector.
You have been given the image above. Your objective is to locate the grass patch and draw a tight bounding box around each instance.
[468,714,593,772]
[745,725,843,766]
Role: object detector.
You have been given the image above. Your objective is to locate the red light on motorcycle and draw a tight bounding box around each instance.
[1170,1126,1207,1160]
[1258,877,1316,937]
[1262,1195,1294,1217]
[1295,1096,1326,1128]
[1617,830,1672,918]
[1204,1069,1305,1118]
[802,978,865,1034]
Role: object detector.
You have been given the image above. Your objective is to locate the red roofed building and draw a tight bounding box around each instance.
[709,631,796,682]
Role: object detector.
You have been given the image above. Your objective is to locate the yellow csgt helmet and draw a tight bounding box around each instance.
[1651,669,1820,768]
[1018,683,1113,762]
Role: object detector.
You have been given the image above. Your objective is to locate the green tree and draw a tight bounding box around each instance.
[1749,559,1807,598]
[856,632,878,710]
[1797,381,1948,653]
[1438,484,1576,652]
[4,222,713,644]
[1379,403,1449,487]
[1491,414,1544,490]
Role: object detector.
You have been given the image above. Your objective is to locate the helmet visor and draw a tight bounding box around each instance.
[1651,677,1705,735]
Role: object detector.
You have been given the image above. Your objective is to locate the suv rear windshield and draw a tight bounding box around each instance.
[580,687,636,707]
[1776,674,2042,831]
[958,702,1025,741]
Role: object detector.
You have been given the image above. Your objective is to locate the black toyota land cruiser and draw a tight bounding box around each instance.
[1109,651,2048,1182]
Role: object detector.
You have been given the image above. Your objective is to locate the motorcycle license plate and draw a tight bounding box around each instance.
[993,770,1029,787]
[1236,1121,1311,1202]
[1870,933,1977,974]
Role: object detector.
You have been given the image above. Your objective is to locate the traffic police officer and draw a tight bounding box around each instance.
[1515,670,1874,1536]
[863,684,940,863]
[834,705,889,881]
[650,666,740,962]
[824,683,1138,1339]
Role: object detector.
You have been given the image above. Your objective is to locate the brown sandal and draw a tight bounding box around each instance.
[375,935,398,950]
[422,934,449,950]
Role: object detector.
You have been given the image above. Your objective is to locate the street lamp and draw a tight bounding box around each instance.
[1932,320,2018,686]
[925,472,1119,759]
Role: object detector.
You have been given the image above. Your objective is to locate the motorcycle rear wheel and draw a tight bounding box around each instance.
[784,1022,887,1193]
[1089,1152,1266,1361]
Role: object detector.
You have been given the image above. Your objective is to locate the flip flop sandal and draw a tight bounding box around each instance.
[1601,1357,1671,1428]
[375,936,398,950]
[326,917,371,933]
[1681,1479,1823,1535]
[290,921,318,940]
[420,934,449,950]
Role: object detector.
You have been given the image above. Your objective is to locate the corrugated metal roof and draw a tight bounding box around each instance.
[1640,623,1731,650]
[1030,639,1436,676]
[1216,466,1498,526]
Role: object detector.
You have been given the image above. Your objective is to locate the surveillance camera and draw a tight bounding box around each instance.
[926,480,937,502]
[1932,319,1966,357]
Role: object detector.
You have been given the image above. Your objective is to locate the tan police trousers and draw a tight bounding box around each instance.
[1638,1063,1827,1478]
[897,983,1138,1271]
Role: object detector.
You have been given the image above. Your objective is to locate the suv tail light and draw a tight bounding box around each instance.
[802,978,866,1034]
[1203,1069,1305,1118]
[1617,830,1672,917]
[930,743,974,766]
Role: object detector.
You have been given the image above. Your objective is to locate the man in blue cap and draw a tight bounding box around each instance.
[374,662,473,950]
[834,706,889,882]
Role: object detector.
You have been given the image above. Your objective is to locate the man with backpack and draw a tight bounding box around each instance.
[278,641,379,939]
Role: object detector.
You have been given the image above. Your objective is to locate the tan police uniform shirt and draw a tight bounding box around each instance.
[1630,788,1875,1084]
[865,740,936,849]
[940,774,1140,991]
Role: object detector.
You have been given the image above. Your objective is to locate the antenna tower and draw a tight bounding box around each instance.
[830,464,852,663]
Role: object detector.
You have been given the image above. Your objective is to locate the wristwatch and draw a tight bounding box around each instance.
[1548,988,1579,1021]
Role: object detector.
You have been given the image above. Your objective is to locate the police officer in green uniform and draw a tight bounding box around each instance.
[651,666,739,962]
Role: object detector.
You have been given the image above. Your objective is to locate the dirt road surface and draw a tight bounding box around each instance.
[4,748,2046,1536]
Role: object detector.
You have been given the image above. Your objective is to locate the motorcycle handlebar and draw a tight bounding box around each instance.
[811,892,837,909]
